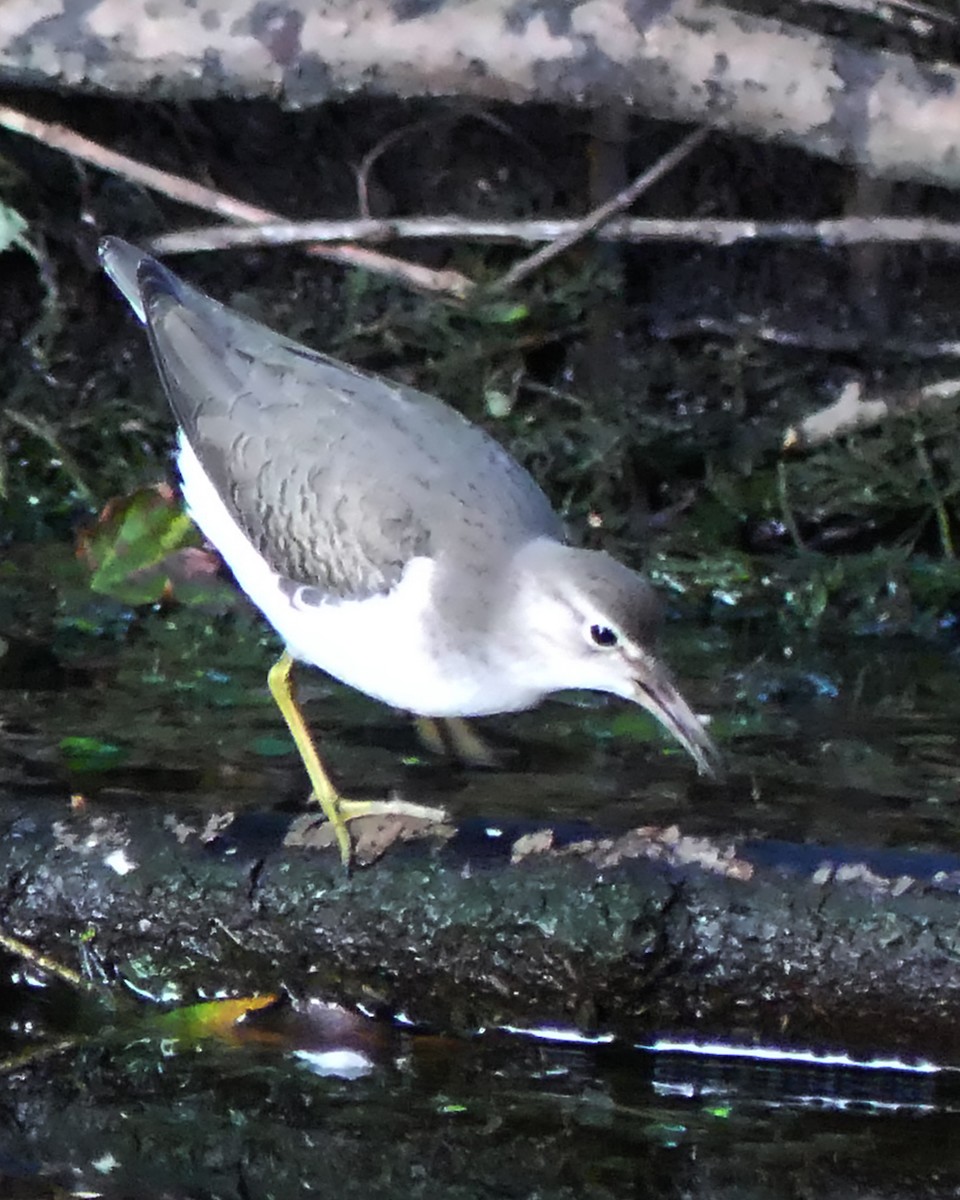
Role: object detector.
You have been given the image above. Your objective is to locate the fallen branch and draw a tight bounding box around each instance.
[7,790,960,1060]
[784,377,960,448]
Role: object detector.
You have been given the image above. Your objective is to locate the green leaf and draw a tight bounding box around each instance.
[608,709,661,743]
[472,301,529,325]
[154,995,280,1043]
[484,389,514,418]
[251,734,294,758]
[60,735,126,773]
[88,490,195,603]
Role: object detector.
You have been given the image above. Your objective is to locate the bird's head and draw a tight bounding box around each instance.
[501,539,720,776]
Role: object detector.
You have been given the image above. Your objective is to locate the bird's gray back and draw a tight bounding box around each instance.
[134,256,563,598]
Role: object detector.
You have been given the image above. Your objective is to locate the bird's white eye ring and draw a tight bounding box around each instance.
[589,623,619,648]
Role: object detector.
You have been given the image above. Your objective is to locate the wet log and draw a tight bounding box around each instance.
[1,1,960,188]
[3,788,960,1062]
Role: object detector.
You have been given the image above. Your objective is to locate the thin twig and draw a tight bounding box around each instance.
[798,0,955,27]
[0,106,251,222]
[776,460,806,552]
[913,424,955,559]
[652,313,960,361]
[488,127,709,292]
[0,1036,81,1077]
[148,212,960,254]
[355,116,444,219]
[354,106,544,220]
[5,409,97,504]
[0,104,475,300]
[0,928,99,993]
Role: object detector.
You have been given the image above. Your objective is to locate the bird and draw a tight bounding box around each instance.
[99,237,720,867]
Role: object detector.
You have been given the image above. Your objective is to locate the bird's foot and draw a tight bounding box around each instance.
[336,796,450,824]
[299,793,451,870]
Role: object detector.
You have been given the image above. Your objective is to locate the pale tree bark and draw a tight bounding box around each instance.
[1,0,960,188]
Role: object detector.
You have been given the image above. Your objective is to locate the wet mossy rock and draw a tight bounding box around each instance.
[5,790,960,1059]
[2,0,960,187]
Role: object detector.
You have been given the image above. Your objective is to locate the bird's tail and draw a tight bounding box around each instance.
[99,237,152,323]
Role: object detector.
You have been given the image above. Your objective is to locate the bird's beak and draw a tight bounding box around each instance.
[628,654,722,778]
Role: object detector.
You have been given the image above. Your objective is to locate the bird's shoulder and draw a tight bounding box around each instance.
[161,309,562,601]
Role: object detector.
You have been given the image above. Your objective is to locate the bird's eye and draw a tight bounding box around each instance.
[589,624,619,648]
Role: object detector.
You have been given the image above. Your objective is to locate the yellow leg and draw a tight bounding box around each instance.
[267,650,352,867]
[441,717,501,769]
[415,717,447,758]
[268,652,452,865]
[415,716,501,769]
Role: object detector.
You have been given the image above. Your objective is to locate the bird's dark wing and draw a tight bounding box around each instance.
[102,240,562,600]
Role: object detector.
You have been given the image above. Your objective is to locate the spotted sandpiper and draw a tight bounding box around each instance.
[99,237,719,866]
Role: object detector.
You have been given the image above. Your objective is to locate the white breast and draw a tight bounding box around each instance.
[176,436,542,717]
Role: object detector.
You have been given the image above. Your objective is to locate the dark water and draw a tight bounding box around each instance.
[3,549,960,1198]
[3,1009,958,1199]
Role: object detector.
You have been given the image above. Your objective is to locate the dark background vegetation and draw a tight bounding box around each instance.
[3,91,960,645]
